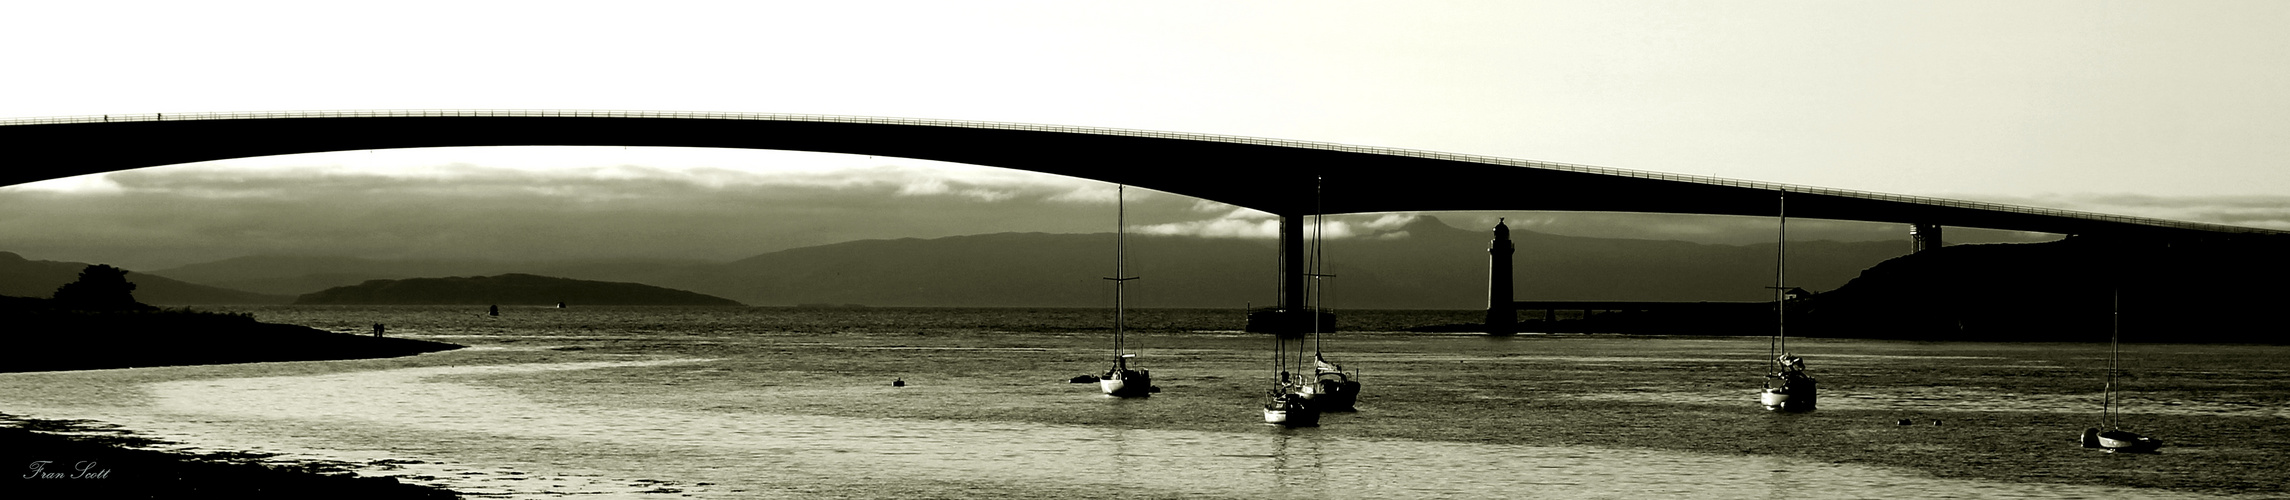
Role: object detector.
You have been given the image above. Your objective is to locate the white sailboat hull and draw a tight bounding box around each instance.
[1759,390,1790,408]
[1099,368,1152,398]
[2096,430,2162,453]
[1760,386,1816,412]
[1264,407,1319,426]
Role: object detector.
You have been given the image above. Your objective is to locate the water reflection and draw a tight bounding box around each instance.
[1266,430,1327,496]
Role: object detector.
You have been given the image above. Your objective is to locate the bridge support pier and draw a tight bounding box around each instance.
[1911,223,1944,253]
[1247,214,1325,336]
[1485,220,1517,335]
[1281,214,1306,314]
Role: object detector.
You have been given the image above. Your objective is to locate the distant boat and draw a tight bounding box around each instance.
[2083,289,2161,453]
[1759,191,1817,412]
[1097,185,1155,398]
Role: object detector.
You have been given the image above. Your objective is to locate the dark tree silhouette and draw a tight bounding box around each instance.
[51,264,151,311]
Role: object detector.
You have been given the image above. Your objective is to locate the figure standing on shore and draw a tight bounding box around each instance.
[372,323,385,337]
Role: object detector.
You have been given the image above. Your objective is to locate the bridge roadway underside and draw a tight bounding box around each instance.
[9,114,2267,238]
[6,113,2280,317]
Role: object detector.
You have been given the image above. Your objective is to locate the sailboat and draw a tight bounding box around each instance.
[1098,185,1156,398]
[1759,190,1817,412]
[2083,288,2161,453]
[1264,314,1321,426]
[1295,179,1360,412]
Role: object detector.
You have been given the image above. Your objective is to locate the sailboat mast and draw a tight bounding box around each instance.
[1273,304,1287,389]
[1312,176,1325,355]
[2107,287,2119,429]
[1772,191,1788,367]
[1114,185,1127,356]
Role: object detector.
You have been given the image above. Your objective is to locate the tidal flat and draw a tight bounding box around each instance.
[2,305,2283,498]
[425,315,2290,497]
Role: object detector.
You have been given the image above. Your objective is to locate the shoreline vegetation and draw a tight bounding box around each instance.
[2,265,464,373]
[0,302,464,373]
[2,265,464,498]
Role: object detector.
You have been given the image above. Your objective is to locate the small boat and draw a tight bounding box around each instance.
[1101,354,1152,397]
[1263,301,1319,426]
[1305,355,1361,412]
[1759,191,1816,412]
[2081,289,2160,453]
[1096,185,1154,398]
[1263,347,1321,426]
[2083,428,2161,453]
[1761,354,1817,412]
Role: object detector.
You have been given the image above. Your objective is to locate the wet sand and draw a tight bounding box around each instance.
[5,304,2284,497]
[468,330,2289,497]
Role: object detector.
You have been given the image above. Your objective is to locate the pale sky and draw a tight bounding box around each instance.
[3,1,2285,269]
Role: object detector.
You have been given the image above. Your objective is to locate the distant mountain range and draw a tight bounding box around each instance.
[647,216,1911,308]
[295,274,742,306]
[12,217,2282,342]
[5,216,1916,308]
[147,256,715,297]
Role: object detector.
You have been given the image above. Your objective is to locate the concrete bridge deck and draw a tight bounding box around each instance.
[8,110,2278,330]
[5,109,2279,238]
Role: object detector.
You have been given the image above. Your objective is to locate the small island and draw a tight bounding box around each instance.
[294,273,744,306]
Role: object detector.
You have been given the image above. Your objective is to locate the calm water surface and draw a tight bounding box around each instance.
[0,306,2254,499]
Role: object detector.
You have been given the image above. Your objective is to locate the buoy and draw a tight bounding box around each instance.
[892,379,905,388]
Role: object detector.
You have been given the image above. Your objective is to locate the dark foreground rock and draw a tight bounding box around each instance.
[0,419,457,499]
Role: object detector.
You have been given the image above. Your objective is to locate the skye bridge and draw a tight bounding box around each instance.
[4,110,2281,329]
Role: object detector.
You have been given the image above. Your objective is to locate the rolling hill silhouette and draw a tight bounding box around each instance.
[294,273,743,306]
[0,252,290,304]
[647,216,1912,308]
[27,216,1915,309]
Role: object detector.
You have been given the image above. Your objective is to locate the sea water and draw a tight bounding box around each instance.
[0,306,2260,499]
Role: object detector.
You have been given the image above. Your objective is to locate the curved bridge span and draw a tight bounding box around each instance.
[4,109,2275,238]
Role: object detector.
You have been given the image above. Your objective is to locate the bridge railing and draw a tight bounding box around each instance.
[1,109,2270,234]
